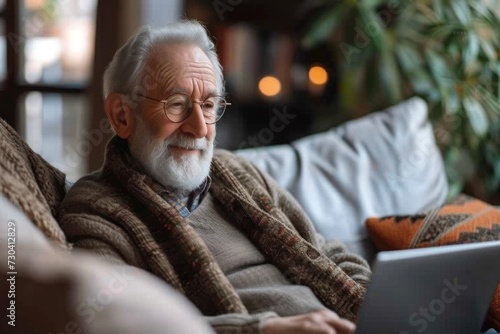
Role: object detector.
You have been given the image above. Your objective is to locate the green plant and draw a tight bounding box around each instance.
[302,0,500,199]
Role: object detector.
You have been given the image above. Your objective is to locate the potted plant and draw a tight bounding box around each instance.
[302,0,500,200]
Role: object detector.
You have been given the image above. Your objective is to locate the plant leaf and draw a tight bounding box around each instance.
[339,69,360,111]
[480,39,497,61]
[427,23,459,40]
[425,50,453,87]
[478,88,500,117]
[463,32,480,71]
[432,0,444,19]
[450,0,472,25]
[379,49,402,103]
[358,7,386,51]
[395,44,422,73]
[360,0,385,10]
[302,5,348,49]
[413,71,438,97]
[463,97,489,137]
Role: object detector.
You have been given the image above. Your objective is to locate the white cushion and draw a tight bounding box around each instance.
[236,97,448,247]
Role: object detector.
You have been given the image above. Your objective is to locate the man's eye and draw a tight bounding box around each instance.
[166,101,186,109]
[203,102,215,109]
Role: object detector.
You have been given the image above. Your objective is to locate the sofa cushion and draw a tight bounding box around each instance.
[0,247,215,334]
[366,195,500,329]
[236,97,448,259]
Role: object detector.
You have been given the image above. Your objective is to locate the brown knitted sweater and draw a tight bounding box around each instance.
[60,136,371,333]
[0,118,67,248]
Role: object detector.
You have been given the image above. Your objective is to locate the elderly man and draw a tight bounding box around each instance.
[60,20,371,334]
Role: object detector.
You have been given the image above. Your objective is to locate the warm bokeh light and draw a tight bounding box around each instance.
[309,65,328,85]
[25,0,46,10]
[258,76,281,97]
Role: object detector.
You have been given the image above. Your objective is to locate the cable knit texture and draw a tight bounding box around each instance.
[60,136,371,333]
[0,118,67,249]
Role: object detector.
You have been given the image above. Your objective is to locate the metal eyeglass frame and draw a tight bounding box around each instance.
[137,92,231,124]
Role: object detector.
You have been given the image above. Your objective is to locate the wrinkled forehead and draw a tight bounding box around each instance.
[144,43,217,93]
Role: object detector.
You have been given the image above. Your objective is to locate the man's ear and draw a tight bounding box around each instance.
[104,93,135,139]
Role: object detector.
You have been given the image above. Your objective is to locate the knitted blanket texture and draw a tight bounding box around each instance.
[0,118,67,248]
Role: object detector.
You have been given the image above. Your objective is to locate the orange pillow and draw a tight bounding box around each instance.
[366,195,500,329]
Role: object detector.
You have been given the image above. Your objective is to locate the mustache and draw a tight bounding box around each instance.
[165,134,210,150]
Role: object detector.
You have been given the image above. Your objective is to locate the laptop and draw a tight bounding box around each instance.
[355,241,500,334]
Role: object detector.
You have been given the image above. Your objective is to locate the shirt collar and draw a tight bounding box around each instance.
[148,176,212,214]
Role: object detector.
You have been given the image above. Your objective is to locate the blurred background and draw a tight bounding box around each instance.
[0,0,499,202]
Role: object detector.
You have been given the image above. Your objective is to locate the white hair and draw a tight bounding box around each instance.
[102,20,224,102]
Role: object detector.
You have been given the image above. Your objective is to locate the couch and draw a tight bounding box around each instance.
[237,97,448,262]
[3,97,495,333]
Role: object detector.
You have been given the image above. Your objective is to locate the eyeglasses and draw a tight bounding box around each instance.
[138,92,230,124]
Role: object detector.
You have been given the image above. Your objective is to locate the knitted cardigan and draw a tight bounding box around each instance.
[60,136,371,333]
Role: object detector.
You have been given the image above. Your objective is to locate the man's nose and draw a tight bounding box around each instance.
[180,103,208,138]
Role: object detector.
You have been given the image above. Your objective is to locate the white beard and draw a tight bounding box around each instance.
[129,116,214,193]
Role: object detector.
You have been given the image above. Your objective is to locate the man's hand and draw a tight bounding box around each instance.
[262,310,356,334]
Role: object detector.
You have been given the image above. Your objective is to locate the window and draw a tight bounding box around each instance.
[20,0,96,85]
[1,0,97,179]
